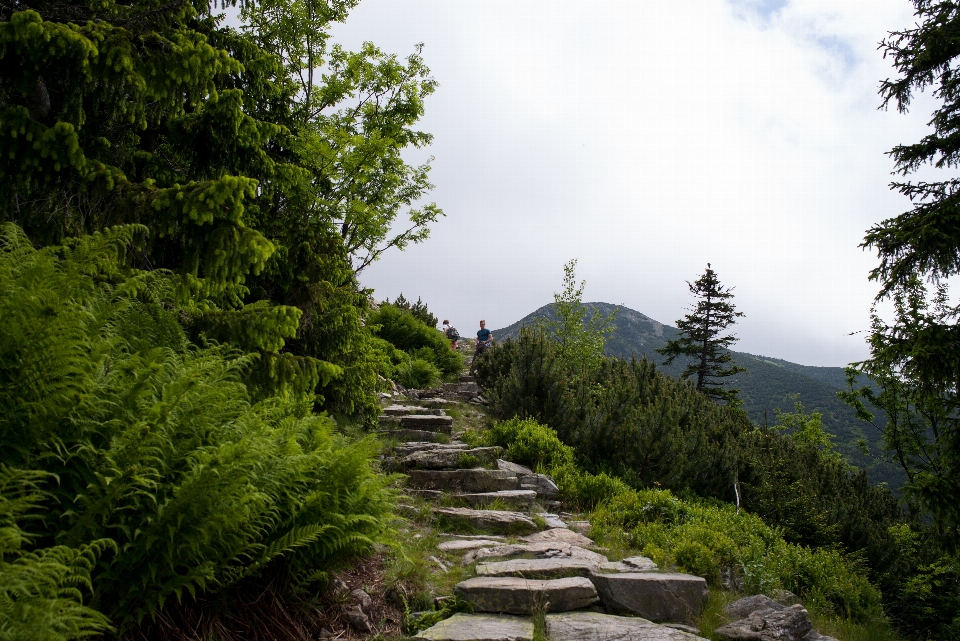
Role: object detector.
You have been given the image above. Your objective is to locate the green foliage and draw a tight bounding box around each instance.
[484,418,574,472]
[657,264,745,404]
[773,400,842,463]
[391,293,439,328]
[0,224,394,632]
[369,303,461,382]
[591,488,884,622]
[0,466,114,641]
[537,259,616,375]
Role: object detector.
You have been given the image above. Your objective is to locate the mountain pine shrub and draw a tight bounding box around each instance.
[0,224,394,633]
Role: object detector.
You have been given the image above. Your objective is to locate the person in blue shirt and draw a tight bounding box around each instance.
[474,320,493,359]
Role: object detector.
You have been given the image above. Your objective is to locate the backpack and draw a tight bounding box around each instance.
[445,326,459,340]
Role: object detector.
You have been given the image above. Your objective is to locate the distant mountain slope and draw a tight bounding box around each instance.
[493,302,904,489]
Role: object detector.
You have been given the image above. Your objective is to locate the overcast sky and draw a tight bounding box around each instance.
[327,0,941,367]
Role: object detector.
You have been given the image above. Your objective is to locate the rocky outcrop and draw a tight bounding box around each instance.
[589,572,708,626]
[454,576,599,614]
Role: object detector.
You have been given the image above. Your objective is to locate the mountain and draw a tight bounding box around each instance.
[492,302,904,489]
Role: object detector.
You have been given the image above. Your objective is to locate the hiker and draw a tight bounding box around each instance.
[474,319,493,358]
[442,319,459,349]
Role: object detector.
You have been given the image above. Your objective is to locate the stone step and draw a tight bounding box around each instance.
[587,571,709,626]
[408,469,519,493]
[546,612,708,641]
[399,446,503,470]
[536,513,567,529]
[459,375,476,383]
[454,576,599,615]
[498,460,560,500]
[521,528,594,547]
[394,442,468,457]
[380,414,454,432]
[434,507,538,535]
[414,613,534,641]
[437,539,505,552]
[476,557,599,579]
[409,398,459,409]
[379,429,451,443]
[382,404,445,416]
[463,542,608,566]
[461,490,537,510]
[595,556,658,573]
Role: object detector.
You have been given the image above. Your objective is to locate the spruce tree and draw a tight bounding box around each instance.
[845,0,960,541]
[657,264,745,404]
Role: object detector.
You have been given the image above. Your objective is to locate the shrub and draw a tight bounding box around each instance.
[368,304,461,379]
[394,358,442,389]
[485,418,574,471]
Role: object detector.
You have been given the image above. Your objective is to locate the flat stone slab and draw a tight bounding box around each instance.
[539,513,567,528]
[589,572,708,626]
[596,556,659,573]
[434,508,538,534]
[521,528,594,547]
[519,474,560,500]
[438,539,504,552]
[497,459,534,476]
[463,490,537,509]
[411,398,459,408]
[401,447,503,470]
[382,405,444,416]
[395,442,467,457]
[715,604,815,641]
[408,469,519,492]
[415,613,533,641]
[455,576,599,614]
[464,542,607,566]
[476,557,600,579]
[546,612,708,640]
[380,429,451,443]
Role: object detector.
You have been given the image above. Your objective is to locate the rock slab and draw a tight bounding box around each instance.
[714,604,814,641]
[546,611,708,640]
[463,542,607,566]
[434,508,538,534]
[522,528,594,547]
[462,490,537,509]
[415,613,534,641]
[408,469,519,493]
[455,576,599,614]
[438,539,504,552]
[476,557,600,579]
[589,572,708,626]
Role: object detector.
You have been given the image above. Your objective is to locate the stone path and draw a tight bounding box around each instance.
[381,348,710,641]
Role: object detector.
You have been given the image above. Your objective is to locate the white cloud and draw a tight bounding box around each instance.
[328,0,938,366]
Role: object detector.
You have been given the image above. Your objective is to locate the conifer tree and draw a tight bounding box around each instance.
[845,0,960,541]
[657,264,745,404]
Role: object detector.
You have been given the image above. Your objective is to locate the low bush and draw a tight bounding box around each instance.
[484,418,574,471]
[368,304,461,381]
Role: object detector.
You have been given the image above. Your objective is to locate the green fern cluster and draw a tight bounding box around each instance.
[0,224,394,634]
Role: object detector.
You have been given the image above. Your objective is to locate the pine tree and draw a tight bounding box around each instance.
[657,264,745,404]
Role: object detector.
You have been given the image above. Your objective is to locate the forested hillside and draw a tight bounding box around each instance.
[493,303,905,489]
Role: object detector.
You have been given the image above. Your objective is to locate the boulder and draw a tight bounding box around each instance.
[438,539,504,552]
[724,594,784,620]
[434,508,538,534]
[715,604,815,641]
[520,474,560,500]
[522,528,594,547]
[455,576,599,614]
[476,557,600,579]
[408,469,519,493]
[462,490,538,509]
[401,447,502,470]
[415,613,534,641]
[545,611,708,641]
[589,572,708,626]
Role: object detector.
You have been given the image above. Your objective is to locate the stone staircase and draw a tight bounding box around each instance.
[380,363,712,641]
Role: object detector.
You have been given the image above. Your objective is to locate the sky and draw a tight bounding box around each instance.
[325,0,943,367]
